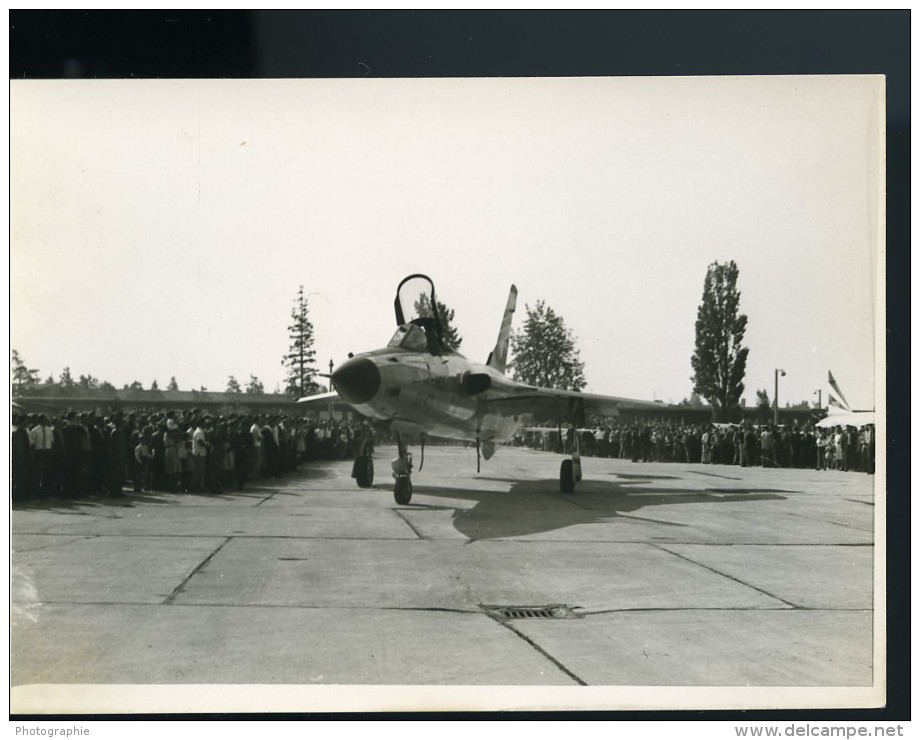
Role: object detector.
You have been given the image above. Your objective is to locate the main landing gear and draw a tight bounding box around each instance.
[353,454,374,488]
[559,431,583,494]
[351,436,375,488]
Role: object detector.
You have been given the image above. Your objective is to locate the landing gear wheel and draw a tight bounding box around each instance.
[355,456,374,488]
[560,459,575,494]
[394,476,413,505]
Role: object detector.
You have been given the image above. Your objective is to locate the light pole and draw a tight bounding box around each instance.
[328,359,334,392]
[814,389,821,412]
[773,368,786,426]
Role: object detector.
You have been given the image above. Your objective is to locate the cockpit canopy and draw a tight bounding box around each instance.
[391,273,456,356]
[387,321,453,355]
[388,324,429,352]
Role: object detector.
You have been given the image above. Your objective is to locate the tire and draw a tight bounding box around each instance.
[560,459,575,494]
[355,456,374,488]
[394,476,412,504]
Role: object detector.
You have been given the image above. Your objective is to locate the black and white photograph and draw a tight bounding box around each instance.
[8,11,906,723]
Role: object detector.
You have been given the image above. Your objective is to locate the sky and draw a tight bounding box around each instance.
[10,76,882,412]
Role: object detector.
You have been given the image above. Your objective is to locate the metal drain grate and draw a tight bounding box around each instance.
[481,604,582,620]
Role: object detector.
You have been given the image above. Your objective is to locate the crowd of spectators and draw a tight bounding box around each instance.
[517,421,876,473]
[11,410,877,504]
[11,409,374,503]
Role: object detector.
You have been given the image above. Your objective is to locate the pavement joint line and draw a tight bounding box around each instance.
[254,489,282,507]
[481,611,588,687]
[10,532,875,546]
[11,534,100,553]
[651,543,802,609]
[9,601,488,613]
[784,510,874,533]
[162,536,233,605]
[686,470,744,480]
[10,600,876,614]
[582,606,874,615]
[393,510,426,540]
[545,494,593,511]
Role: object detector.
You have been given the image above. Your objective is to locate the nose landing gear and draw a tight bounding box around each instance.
[392,432,413,504]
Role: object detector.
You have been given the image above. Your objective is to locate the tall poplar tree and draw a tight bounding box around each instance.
[282,285,319,396]
[691,260,749,422]
[510,300,586,391]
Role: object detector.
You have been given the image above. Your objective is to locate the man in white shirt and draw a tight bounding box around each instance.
[29,414,55,499]
[191,417,208,492]
[249,416,263,479]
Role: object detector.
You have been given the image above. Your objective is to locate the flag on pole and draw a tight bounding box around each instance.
[827,372,851,411]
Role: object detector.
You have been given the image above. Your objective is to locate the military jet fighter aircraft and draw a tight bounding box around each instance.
[298,274,658,504]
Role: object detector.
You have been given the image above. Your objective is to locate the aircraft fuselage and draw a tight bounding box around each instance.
[333,348,524,446]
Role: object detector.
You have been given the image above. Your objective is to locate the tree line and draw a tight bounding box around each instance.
[15,263,760,418]
[12,349,270,399]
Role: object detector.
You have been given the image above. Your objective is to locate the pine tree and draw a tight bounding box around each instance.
[510,300,586,391]
[58,367,75,389]
[78,374,99,390]
[226,375,242,393]
[282,285,319,396]
[167,377,179,391]
[246,375,264,394]
[414,292,463,351]
[11,350,39,396]
[691,260,750,422]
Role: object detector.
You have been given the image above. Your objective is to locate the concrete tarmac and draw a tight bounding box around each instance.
[10,445,882,713]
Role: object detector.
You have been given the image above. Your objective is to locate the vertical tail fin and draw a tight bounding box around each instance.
[486,285,517,374]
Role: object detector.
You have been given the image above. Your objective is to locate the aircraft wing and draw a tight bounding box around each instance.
[295,390,362,416]
[482,377,660,423]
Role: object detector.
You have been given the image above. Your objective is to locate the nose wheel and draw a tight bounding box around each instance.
[394,475,413,504]
[391,431,413,504]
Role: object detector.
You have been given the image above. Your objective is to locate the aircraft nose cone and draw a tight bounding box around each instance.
[331,357,381,405]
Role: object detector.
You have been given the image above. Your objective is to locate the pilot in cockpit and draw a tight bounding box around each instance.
[388,322,444,355]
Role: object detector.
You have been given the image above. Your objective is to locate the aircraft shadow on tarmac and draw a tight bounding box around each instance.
[403,475,793,540]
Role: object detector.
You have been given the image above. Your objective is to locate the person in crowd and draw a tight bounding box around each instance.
[29,414,55,499]
[833,426,846,471]
[249,415,263,480]
[760,425,776,467]
[261,418,278,477]
[206,417,228,494]
[815,428,827,470]
[232,417,252,491]
[60,411,87,498]
[163,411,183,492]
[190,416,208,492]
[84,413,105,496]
[105,414,127,498]
[134,427,154,492]
[11,413,32,502]
[862,424,875,475]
